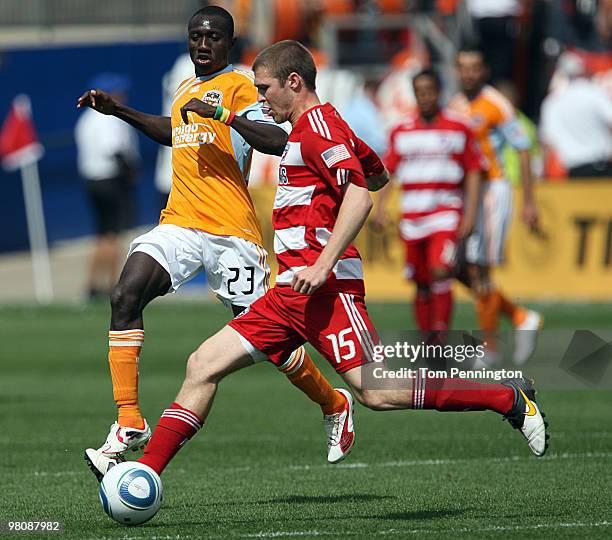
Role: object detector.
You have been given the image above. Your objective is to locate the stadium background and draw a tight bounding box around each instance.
[1,2,611,538]
[0,0,610,301]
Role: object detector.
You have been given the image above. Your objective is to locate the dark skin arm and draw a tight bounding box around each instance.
[180,98,288,156]
[77,89,172,146]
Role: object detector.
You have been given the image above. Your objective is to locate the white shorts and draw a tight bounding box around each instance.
[466,179,513,266]
[128,224,270,308]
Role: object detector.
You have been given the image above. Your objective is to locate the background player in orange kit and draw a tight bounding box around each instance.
[94,41,547,483]
[78,7,355,475]
[449,47,543,365]
[374,69,483,332]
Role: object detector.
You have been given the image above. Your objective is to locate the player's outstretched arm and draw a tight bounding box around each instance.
[292,183,373,295]
[77,89,172,146]
[518,149,540,232]
[458,169,480,239]
[180,98,288,156]
[230,115,288,156]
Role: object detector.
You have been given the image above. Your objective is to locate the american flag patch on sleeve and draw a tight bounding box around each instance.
[320,144,351,168]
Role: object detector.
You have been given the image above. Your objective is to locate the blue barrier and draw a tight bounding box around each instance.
[0,40,187,252]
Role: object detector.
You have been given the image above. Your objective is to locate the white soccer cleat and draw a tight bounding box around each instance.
[99,420,151,457]
[98,420,151,457]
[323,388,355,464]
[513,310,543,365]
[84,448,124,482]
[502,377,549,457]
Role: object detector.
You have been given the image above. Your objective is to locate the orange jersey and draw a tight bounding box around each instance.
[160,65,266,246]
[448,85,530,181]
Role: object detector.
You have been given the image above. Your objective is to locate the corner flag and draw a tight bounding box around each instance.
[0,95,52,303]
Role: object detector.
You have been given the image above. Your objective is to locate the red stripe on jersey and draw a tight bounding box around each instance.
[273,205,312,229]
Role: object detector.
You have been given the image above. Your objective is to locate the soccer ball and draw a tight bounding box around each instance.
[99,461,163,526]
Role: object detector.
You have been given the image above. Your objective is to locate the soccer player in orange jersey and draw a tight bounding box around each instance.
[448,47,543,366]
[77,7,358,475]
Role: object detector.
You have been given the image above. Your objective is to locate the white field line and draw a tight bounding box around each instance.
[177,451,612,475]
[291,450,612,471]
[240,521,612,538]
[87,522,612,540]
[27,450,612,479]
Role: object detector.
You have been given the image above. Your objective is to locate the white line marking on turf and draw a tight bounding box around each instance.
[240,522,612,538]
[33,470,81,477]
[88,521,612,539]
[243,533,322,538]
[165,451,612,477]
[283,451,612,472]
[36,451,610,481]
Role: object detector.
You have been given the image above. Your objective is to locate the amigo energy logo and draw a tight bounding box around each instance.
[172,123,217,148]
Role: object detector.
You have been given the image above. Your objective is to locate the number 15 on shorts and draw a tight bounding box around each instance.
[326,328,356,364]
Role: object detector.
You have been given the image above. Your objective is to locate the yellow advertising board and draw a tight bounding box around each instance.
[250,181,612,301]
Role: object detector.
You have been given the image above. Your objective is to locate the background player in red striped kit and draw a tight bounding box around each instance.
[91,41,547,483]
[374,69,484,332]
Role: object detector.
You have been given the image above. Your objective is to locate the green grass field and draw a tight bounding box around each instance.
[1,301,611,539]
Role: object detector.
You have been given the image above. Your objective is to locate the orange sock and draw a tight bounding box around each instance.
[279,346,346,415]
[108,330,145,429]
[475,291,502,333]
[498,290,528,326]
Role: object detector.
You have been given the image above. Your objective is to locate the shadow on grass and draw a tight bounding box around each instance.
[149,507,470,529]
[185,493,396,509]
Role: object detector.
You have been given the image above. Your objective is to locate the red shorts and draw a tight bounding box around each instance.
[404,230,457,284]
[228,286,380,374]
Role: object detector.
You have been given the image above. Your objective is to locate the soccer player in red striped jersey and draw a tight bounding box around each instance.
[91,41,547,482]
[374,69,484,332]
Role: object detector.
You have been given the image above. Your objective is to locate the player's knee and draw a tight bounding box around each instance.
[186,350,213,386]
[185,346,224,386]
[110,283,141,326]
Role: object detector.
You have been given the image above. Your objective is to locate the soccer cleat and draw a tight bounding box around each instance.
[98,420,151,457]
[84,448,124,482]
[323,388,355,464]
[502,377,549,457]
[513,310,543,366]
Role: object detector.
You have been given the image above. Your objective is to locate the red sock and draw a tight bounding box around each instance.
[414,287,431,331]
[412,371,514,414]
[138,402,203,475]
[430,279,453,331]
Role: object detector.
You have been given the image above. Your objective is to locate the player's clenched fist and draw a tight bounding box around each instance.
[180,98,217,124]
[292,265,330,295]
[76,89,116,115]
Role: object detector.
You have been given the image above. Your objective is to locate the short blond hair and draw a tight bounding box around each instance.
[253,40,317,91]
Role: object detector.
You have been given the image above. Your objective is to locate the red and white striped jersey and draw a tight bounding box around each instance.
[384,109,485,241]
[273,103,372,296]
